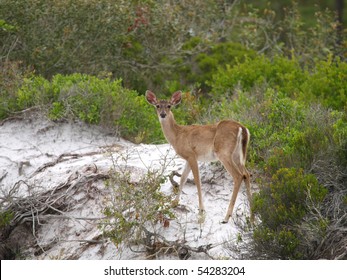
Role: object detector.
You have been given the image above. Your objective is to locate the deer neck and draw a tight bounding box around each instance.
[159,112,180,145]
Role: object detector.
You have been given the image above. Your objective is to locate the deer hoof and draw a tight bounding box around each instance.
[222,215,230,224]
[198,210,206,224]
[249,214,255,225]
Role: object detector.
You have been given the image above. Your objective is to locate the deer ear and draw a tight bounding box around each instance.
[145,90,157,105]
[170,91,182,106]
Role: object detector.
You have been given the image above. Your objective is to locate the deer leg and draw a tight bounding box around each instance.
[243,169,254,223]
[187,157,205,213]
[173,161,191,206]
[218,155,244,223]
[223,175,243,223]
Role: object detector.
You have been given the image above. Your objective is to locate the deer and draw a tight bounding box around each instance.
[145,90,253,224]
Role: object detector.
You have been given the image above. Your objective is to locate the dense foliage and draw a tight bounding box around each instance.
[211,55,347,110]
[1,0,346,259]
[207,58,346,258]
[15,73,164,142]
[1,0,345,93]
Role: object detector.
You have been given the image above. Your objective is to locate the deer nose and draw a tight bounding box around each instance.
[160,112,166,118]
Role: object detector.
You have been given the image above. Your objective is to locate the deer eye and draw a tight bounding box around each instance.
[156,105,160,109]
[167,105,171,109]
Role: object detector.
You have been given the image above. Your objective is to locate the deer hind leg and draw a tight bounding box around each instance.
[219,153,253,223]
[173,161,191,206]
[243,168,254,223]
[218,155,244,223]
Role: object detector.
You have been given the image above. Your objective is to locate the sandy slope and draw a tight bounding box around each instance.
[0,114,252,259]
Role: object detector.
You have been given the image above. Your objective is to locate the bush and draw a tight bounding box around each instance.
[251,168,345,260]
[211,55,347,110]
[211,55,305,96]
[100,158,175,251]
[16,73,165,143]
[0,210,14,229]
[173,40,256,92]
[252,227,303,259]
[301,56,347,110]
[0,0,242,93]
[2,1,343,94]
[207,66,346,259]
[232,2,344,60]
[253,168,327,228]
[0,61,30,119]
[2,71,200,143]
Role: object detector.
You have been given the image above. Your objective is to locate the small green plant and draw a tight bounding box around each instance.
[0,19,16,32]
[100,153,175,250]
[0,210,14,229]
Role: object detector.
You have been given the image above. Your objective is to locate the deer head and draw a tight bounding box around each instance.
[145,90,182,120]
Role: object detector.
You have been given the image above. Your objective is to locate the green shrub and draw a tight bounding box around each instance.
[252,90,333,174]
[101,166,175,248]
[252,168,327,259]
[253,227,303,259]
[177,40,256,92]
[211,55,305,96]
[2,1,343,94]
[211,55,347,110]
[301,56,347,110]
[17,76,51,109]
[16,73,165,143]
[4,71,198,143]
[117,93,164,143]
[0,0,246,93]
[254,168,327,228]
[0,61,30,119]
[0,210,14,229]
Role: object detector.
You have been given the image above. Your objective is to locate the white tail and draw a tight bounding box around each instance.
[146,90,253,223]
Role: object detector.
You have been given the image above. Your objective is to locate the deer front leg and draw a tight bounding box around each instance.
[187,158,205,214]
[172,161,191,207]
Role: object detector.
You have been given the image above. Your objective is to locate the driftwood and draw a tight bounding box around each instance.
[0,152,111,259]
[131,226,221,260]
[1,172,109,228]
